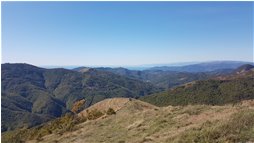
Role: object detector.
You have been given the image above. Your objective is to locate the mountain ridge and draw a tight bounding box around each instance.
[146,61,253,72]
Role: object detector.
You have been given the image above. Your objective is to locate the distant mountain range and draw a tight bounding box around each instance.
[74,61,251,89]
[92,67,212,89]
[146,61,253,72]
[43,61,253,71]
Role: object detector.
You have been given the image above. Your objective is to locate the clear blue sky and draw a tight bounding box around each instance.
[2,2,253,66]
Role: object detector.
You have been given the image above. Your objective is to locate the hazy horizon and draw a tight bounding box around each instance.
[2,2,253,66]
[2,60,253,69]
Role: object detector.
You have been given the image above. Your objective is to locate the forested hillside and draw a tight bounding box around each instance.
[141,65,254,106]
[1,63,160,131]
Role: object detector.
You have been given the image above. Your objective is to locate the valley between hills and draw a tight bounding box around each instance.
[1,61,254,143]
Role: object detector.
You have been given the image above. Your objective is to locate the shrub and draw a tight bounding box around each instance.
[106,108,116,115]
[71,99,86,113]
[87,109,104,120]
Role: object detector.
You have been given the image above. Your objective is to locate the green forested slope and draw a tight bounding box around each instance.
[141,70,254,106]
[1,63,160,131]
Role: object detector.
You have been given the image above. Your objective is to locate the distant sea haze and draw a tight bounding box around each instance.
[41,61,253,71]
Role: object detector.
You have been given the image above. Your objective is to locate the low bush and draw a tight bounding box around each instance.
[106,108,116,115]
[87,109,104,120]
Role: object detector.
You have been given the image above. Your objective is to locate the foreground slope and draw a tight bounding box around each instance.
[3,98,254,143]
[1,63,160,131]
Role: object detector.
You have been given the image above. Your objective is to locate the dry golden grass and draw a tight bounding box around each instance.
[25,99,254,143]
